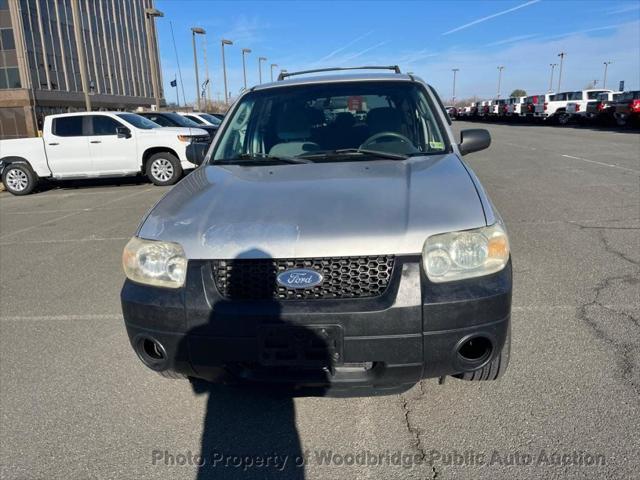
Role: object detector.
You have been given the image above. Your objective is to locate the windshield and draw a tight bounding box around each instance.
[117,113,159,130]
[164,112,201,127]
[568,92,583,101]
[198,113,222,125]
[212,81,448,163]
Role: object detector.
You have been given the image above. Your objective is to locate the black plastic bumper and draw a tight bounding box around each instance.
[121,256,511,396]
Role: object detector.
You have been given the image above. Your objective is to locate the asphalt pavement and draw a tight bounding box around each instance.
[0,122,638,479]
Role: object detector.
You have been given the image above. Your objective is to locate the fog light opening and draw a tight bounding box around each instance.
[457,336,493,364]
[137,336,167,369]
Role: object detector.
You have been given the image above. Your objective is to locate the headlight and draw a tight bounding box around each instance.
[177,134,193,143]
[122,237,187,288]
[423,223,509,283]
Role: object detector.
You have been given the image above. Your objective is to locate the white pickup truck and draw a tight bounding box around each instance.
[0,111,209,195]
[565,89,613,123]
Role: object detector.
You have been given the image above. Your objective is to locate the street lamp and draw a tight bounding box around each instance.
[496,66,504,99]
[144,8,164,110]
[270,63,278,82]
[191,27,206,110]
[603,61,612,89]
[258,56,267,84]
[241,48,252,89]
[451,68,459,105]
[557,52,566,92]
[548,63,557,92]
[221,39,233,104]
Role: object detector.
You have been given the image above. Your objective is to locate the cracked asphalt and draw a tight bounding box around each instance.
[1,121,638,479]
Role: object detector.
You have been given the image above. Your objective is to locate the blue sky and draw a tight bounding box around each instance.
[155,0,640,104]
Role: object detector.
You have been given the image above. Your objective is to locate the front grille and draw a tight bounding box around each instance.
[191,135,210,144]
[211,256,395,300]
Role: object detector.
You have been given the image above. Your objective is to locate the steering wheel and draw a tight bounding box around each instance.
[359,131,415,151]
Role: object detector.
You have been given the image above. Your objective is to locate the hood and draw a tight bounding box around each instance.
[138,154,487,259]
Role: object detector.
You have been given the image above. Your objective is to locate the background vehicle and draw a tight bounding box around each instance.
[178,111,222,127]
[0,112,207,195]
[478,100,491,118]
[565,89,612,124]
[137,111,217,143]
[210,113,226,121]
[506,96,526,117]
[576,91,621,124]
[445,106,458,120]
[532,93,554,120]
[490,99,507,117]
[613,90,640,126]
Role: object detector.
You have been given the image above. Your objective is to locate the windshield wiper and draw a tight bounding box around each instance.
[219,153,313,164]
[300,148,408,160]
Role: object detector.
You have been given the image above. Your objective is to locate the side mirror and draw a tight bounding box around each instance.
[458,129,491,156]
[116,126,131,139]
[186,142,208,166]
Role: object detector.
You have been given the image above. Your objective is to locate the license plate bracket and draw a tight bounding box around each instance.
[258,325,343,367]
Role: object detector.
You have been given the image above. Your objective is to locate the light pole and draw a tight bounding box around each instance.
[270,63,278,82]
[451,68,459,104]
[602,61,612,89]
[557,52,566,92]
[144,8,164,110]
[548,63,557,92]
[241,48,252,89]
[191,27,206,110]
[202,34,211,107]
[496,66,504,99]
[258,56,266,84]
[221,39,233,104]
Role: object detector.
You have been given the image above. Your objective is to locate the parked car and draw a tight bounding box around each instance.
[613,90,640,127]
[445,106,458,120]
[520,95,538,119]
[506,96,526,117]
[210,113,226,121]
[121,67,512,396]
[137,111,217,142]
[477,100,491,118]
[0,112,208,195]
[178,111,222,127]
[572,91,621,124]
[532,93,554,120]
[489,99,507,117]
[565,89,612,124]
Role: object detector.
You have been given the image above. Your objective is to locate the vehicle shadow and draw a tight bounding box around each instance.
[35,175,150,194]
[175,248,332,479]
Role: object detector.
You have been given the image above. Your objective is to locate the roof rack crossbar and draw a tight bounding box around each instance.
[278,65,401,81]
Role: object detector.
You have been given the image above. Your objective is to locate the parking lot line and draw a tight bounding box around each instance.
[0,236,129,246]
[0,314,122,322]
[560,154,640,173]
[0,187,154,240]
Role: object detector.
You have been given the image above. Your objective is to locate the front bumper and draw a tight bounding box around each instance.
[121,257,511,396]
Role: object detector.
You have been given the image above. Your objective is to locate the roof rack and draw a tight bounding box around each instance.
[278,65,401,81]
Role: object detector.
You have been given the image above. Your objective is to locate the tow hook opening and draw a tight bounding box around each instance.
[457,336,493,365]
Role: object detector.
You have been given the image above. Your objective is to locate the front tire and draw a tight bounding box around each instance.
[557,112,571,125]
[146,152,182,186]
[2,163,38,195]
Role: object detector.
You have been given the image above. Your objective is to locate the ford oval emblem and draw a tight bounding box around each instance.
[277,269,323,289]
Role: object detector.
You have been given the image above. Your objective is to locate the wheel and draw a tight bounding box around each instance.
[557,112,570,125]
[615,115,627,127]
[2,163,38,195]
[453,324,511,381]
[146,152,182,186]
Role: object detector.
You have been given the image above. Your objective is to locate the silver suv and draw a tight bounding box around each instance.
[121,66,512,396]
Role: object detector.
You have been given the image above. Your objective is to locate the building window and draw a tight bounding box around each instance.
[0,67,21,89]
[0,28,15,50]
[0,0,8,11]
